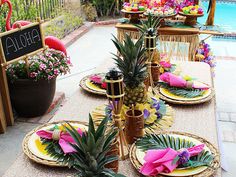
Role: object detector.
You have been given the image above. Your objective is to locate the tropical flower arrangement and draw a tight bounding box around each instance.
[159,60,177,74]
[123,2,146,12]
[145,5,176,16]
[181,5,203,15]
[195,41,216,72]
[159,54,181,75]
[105,95,167,126]
[6,49,72,82]
[89,74,107,89]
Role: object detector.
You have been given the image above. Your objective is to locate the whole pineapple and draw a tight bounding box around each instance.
[65,115,123,177]
[112,35,148,106]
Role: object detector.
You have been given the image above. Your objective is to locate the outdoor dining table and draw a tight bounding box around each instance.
[3,60,222,177]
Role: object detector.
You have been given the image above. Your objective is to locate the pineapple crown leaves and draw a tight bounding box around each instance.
[134,14,163,36]
[64,115,123,177]
[111,34,148,88]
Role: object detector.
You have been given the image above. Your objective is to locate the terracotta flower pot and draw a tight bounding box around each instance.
[151,63,160,82]
[105,140,119,173]
[8,78,56,117]
[125,109,144,144]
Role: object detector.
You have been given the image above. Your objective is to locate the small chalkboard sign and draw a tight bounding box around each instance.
[0,23,44,62]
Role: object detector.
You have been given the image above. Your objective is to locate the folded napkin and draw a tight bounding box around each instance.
[140,144,205,176]
[160,72,209,90]
[36,128,83,154]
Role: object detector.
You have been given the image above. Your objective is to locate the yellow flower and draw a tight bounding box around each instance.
[160,67,165,73]
[135,103,157,125]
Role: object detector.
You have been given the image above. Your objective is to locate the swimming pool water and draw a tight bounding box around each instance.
[197,1,236,32]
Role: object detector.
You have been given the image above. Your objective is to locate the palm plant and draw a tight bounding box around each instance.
[65,115,125,177]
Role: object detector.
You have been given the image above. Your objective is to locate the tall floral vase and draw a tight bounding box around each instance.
[8,78,56,117]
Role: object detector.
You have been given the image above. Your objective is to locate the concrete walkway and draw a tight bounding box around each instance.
[0,25,236,176]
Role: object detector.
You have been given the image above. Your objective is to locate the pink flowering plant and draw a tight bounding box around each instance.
[6,49,72,82]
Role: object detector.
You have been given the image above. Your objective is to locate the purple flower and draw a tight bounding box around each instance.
[178,150,190,165]
[151,98,160,111]
[143,109,150,119]
[105,104,113,119]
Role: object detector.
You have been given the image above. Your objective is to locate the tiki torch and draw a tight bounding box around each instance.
[105,68,128,160]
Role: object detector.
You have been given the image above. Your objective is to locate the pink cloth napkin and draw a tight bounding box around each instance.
[36,128,83,154]
[160,72,209,90]
[140,144,205,176]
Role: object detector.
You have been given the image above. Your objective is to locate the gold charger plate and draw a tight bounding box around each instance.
[156,86,215,105]
[90,104,174,134]
[23,121,88,167]
[130,131,220,177]
[79,73,106,96]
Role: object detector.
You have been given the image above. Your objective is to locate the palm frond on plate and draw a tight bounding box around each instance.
[136,134,195,151]
[135,134,214,168]
[41,138,75,167]
[159,82,205,98]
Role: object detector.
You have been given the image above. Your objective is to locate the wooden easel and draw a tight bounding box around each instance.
[0,18,46,133]
[0,93,7,133]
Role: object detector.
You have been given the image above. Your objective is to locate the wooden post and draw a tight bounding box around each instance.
[0,92,7,133]
[0,38,14,126]
[206,0,216,26]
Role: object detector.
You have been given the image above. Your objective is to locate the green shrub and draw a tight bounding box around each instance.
[44,8,83,39]
[81,0,122,17]
[0,0,38,32]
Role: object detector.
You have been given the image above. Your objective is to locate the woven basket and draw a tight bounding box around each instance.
[79,73,106,96]
[129,131,220,177]
[22,120,88,167]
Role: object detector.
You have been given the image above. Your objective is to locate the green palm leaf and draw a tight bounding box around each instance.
[159,82,205,98]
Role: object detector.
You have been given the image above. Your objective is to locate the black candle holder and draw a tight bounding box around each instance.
[105,68,127,160]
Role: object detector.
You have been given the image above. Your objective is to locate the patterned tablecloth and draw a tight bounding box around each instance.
[3,61,221,177]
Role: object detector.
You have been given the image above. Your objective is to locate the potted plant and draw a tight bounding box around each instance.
[6,49,71,117]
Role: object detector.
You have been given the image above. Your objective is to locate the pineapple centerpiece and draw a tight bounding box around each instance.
[112,35,148,106]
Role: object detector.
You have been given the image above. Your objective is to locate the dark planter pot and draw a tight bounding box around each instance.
[8,78,56,118]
